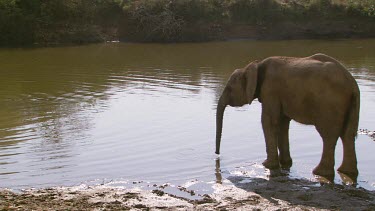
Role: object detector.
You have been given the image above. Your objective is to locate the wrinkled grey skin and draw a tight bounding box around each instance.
[216,53,360,181]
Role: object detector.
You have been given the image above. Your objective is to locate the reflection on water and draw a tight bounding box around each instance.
[215,158,222,184]
[0,39,374,190]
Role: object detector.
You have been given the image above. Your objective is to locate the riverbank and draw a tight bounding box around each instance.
[1,176,374,210]
[1,0,374,46]
[207,20,375,41]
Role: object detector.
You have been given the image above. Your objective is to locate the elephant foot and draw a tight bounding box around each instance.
[313,165,334,182]
[262,159,280,170]
[337,166,358,182]
[279,157,293,170]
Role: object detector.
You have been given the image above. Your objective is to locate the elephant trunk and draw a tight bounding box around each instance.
[216,95,227,154]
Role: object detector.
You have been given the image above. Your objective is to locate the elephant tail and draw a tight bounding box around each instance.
[342,87,360,140]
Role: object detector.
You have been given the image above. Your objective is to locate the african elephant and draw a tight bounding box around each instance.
[215,53,360,181]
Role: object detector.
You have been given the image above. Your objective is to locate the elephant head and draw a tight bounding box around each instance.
[215,62,258,154]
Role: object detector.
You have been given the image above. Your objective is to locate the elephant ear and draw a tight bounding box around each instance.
[244,62,258,104]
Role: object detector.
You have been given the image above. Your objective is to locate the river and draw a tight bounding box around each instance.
[0,39,374,191]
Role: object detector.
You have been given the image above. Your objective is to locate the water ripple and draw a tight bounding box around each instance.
[0,41,375,191]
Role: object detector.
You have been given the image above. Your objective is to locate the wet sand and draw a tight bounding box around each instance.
[1,176,374,210]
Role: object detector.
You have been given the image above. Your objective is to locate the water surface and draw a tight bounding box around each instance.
[0,39,374,190]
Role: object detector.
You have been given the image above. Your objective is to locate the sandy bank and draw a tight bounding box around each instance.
[1,176,374,210]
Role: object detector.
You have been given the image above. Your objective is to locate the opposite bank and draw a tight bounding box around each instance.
[1,0,374,45]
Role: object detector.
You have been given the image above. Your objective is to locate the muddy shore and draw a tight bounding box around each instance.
[36,20,375,46]
[1,175,374,210]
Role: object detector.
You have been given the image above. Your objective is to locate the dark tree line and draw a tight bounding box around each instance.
[0,0,374,45]
[0,0,122,45]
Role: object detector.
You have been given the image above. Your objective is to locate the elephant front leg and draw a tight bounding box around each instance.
[278,116,292,169]
[261,110,281,170]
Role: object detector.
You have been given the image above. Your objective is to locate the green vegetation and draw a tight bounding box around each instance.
[0,0,122,46]
[121,0,375,41]
[0,0,374,45]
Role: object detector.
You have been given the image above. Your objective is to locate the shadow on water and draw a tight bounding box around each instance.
[215,158,375,210]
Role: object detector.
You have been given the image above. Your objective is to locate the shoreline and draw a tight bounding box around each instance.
[1,176,374,210]
[3,35,375,50]
[1,21,375,48]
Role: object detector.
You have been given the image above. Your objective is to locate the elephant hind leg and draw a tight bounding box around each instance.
[338,135,358,181]
[313,126,340,181]
[313,137,338,181]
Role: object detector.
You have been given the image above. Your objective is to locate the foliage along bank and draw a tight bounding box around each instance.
[0,0,374,46]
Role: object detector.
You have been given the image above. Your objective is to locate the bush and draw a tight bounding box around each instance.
[121,0,224,42]
[346,0,375,18]
[121,0,182,41]
[0,0,36,45]
[224,0,283,24]
[0,0,123,46]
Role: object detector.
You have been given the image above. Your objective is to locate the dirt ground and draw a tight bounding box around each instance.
[1,175,374,211]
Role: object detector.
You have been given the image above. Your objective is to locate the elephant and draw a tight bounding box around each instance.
[215,53,360,182]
